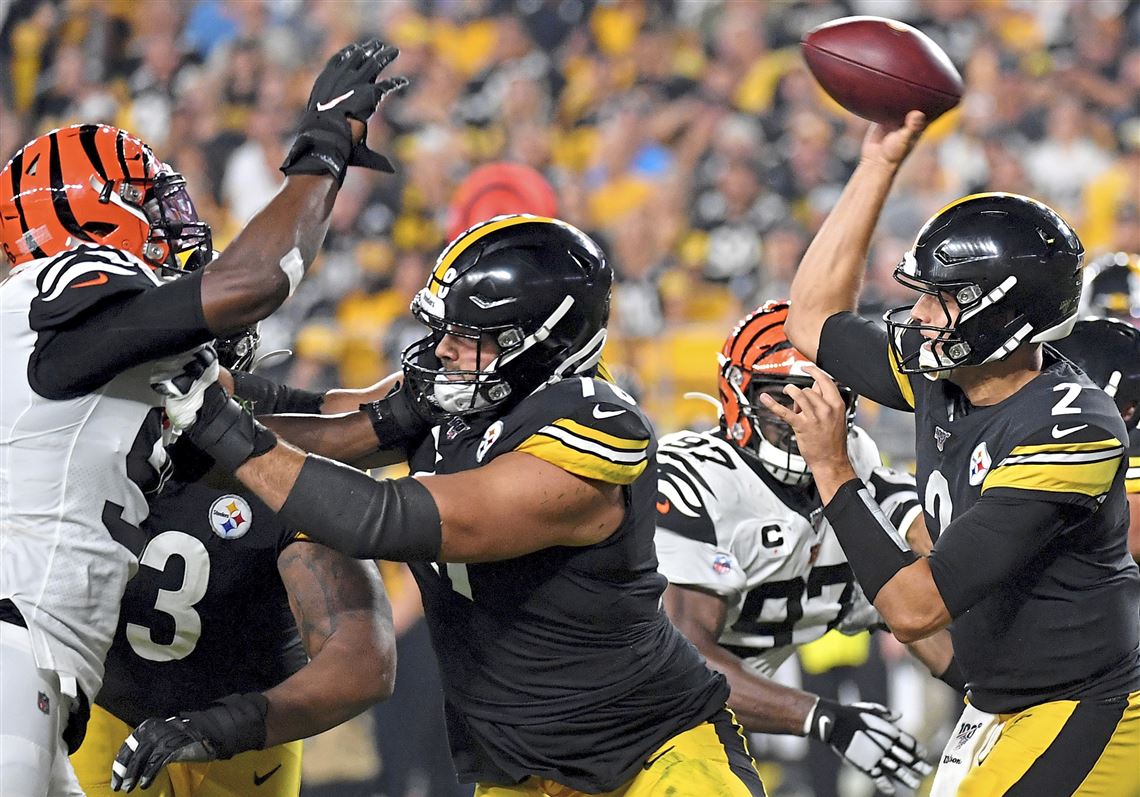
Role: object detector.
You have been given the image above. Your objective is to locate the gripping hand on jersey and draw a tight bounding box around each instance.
[150,345,219,442]
[151,347,277,472]
[808,698,932,794]
[111,693,268,792]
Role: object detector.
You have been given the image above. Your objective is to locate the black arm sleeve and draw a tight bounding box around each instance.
[30,269,211,399]
[279,456,443,560]
[816,311,914,412]
[230,370,326,415]
[927,494,1091,618]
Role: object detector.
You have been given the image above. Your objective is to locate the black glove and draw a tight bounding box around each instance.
[808,698,932,794]
[111,693,268,792]
[280,39,408,184]
[362,379,432,450]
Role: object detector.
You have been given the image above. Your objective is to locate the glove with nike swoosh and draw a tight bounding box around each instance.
[111,693,268,792]
[807,698,932,795]
[281,39,409,184]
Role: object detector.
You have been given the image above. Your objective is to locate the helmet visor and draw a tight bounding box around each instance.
[146,172,213,273]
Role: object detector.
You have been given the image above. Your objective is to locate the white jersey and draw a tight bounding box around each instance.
[654,426,920,677]
[0,246,171,701]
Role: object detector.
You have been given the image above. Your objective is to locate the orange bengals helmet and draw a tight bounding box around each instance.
[718,300,856,485]
[0,124,211,272]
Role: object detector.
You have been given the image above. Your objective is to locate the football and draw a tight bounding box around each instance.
[801,16,963,125]
[446,162,559,241]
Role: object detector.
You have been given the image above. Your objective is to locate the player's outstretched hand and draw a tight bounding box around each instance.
[281,39,409,183]
[808,698,932,794]
[861,109,927,170]
[111,694,268,792]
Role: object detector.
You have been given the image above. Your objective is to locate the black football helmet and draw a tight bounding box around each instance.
[1052,317,1140,424]
[884,192,1085,375]
[214,325,261,373]
[1080,251,1139,323]
[402,215,612,418]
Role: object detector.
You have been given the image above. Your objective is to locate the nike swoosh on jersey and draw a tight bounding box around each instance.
[70,272,108,288]
[253,764,282,786]
[593,406,625,419]
[316,90,354,111]
[1051,423,1089,439]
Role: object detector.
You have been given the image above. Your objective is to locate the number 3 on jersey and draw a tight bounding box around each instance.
[126,531,210,661]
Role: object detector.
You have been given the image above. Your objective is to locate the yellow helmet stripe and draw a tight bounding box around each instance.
[429,215,557,293]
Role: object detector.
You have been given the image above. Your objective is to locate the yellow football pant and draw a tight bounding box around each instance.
[475,708,766,797]
[958,689,1140,796]
[70,703,303,797]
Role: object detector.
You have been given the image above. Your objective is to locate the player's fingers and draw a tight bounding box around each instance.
[784,383,823,417]
[112,732,144,791]
[904,109,928,133]
[139,747,173,791]
[758,392,799,425]
[804,365,846,411]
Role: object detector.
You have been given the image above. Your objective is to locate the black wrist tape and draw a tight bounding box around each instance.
[823,478,917,603]
[280,456,442,560]
[937,656,968,694]
[231,371,325,415]
[362,392,429,450]
[188,692,269,759]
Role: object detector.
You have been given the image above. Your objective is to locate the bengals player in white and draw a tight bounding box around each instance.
[0,41,405,796]
[655,301,960,794]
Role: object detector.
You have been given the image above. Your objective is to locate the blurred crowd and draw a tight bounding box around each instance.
[3,1,1138,795]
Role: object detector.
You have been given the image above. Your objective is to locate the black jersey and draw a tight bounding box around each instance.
[96,448,307,727]
[818,312,1140,713]
[406,376,729,792]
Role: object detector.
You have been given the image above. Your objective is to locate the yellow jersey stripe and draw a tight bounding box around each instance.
[887,344,915,408]
[982,457,1121,497]
[1007,439,1124,457]
[1127,456,1140,493]
[552,418,649,451]
[517,433,648,485]
[430,215,555,290]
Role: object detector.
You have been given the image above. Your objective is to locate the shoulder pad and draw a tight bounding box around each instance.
[29,245,160,331]
[509,377,651,485]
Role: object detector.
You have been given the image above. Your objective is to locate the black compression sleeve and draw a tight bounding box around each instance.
[927,494,1089,617]
[230,371,326,415]
[30,269,211,399]
[816,312,913,412]
[279,456,443,560]
[823,478,918,602]
[937,657,967,694]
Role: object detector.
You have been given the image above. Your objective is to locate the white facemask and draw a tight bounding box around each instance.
[757,434,812,486]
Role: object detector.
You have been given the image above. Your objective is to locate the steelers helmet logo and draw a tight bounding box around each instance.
[209,494,253,540]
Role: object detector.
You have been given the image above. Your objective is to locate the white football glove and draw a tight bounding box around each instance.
[808,697,932,794]
[150,345,220,434]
